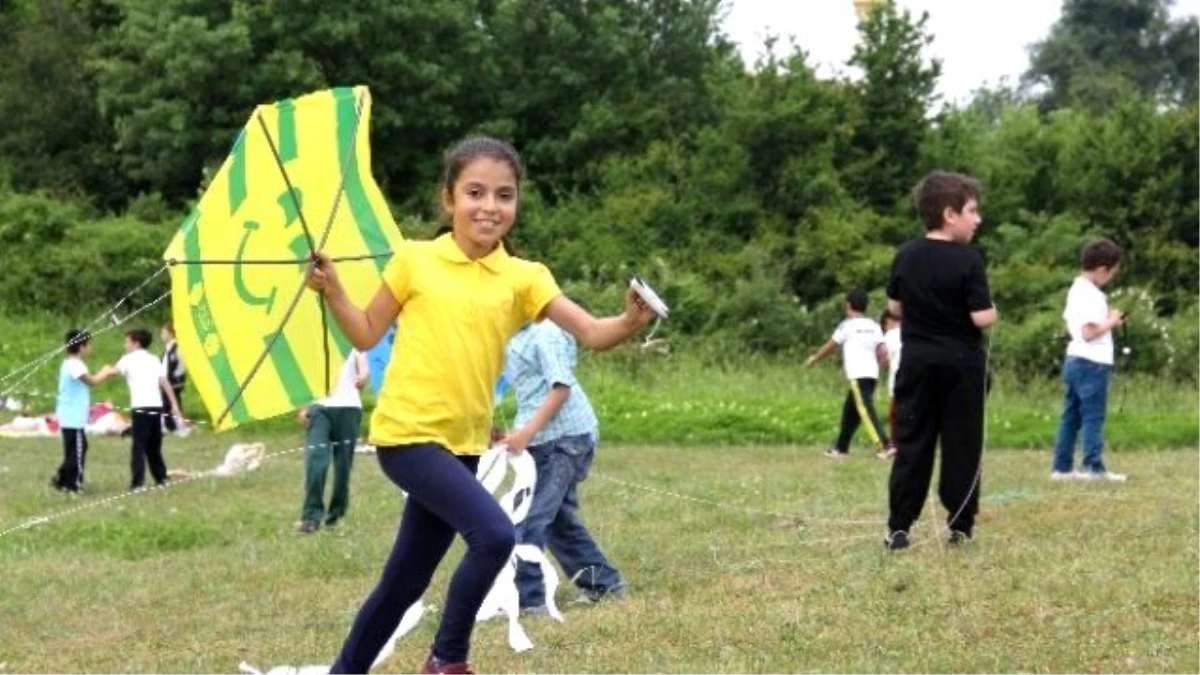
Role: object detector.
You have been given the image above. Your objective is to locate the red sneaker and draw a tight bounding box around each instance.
[420,654,475,674]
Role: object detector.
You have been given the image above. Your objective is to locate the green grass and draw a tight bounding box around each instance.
[1,427,1196,673]
[1,311,1197,672]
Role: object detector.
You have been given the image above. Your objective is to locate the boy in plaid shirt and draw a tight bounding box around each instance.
[502,320,626,614]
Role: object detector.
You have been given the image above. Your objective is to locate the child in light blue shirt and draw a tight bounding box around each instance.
[51,329,103,493]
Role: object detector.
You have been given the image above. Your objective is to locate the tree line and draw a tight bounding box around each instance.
[0,0,1195,378]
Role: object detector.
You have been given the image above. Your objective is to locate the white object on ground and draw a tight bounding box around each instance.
[174,443,267,480]
[238,601,428,675]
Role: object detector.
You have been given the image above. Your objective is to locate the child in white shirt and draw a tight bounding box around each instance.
[1051,239,1127,482]
[805,289,890,459]
[99,328,181,490]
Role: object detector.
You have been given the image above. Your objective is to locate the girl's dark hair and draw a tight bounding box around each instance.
[126,328,153,349]
[436,136,525,256]
[879,308,898,326]
[64,329,92,355]
[442,136,524,194]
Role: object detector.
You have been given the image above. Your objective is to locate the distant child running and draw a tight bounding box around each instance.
[306,137,655,674]
[1051,238,1127,482]
[50,329,103,493]
[884,171,997,550]
[880,308,902,457]
[805,289,891,459]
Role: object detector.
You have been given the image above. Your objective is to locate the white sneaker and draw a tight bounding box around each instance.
[1050,471,1076,481]
[1076,470,1127,482]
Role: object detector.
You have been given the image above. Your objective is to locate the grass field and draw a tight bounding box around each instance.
[1,310,1197,672]
[1,427,1196,673]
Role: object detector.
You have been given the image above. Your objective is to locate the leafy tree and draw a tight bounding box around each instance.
[92,0,485,207]
[1024,0,1199,110]
[479,0,733,198]
[842,2,941,214]
[0,0,125,206]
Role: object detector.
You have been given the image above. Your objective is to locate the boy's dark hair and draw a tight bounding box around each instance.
[846,288,869,312]
[64,329,92,355]
[914,171,981,231]
[126,328,153,349]
[1080,238,1123,271]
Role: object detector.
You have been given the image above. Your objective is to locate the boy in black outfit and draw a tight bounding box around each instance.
[884,171,998,550]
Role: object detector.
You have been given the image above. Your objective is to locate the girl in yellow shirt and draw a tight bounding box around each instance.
[308,137,654,674]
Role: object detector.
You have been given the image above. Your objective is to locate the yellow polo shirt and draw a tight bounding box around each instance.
[370,234,561,454]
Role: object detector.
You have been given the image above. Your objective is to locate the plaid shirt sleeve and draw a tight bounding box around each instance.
[534,326,578,390]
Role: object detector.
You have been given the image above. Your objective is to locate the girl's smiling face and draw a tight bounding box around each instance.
[442,157,519,259]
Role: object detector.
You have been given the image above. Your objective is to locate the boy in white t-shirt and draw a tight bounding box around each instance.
[1052,239,1127,482]
[805,289,890,459]
[297,349,368,533]
[100,328,181,490]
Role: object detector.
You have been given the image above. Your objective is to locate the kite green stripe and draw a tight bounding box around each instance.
[276,98,298,162]
[328,322,352,360]
[182,210,251,424]
[228,131,248,215]
[264,332,314,407]
[334,88,390,273]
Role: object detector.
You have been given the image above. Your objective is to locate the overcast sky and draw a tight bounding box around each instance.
[721,0,1200,106]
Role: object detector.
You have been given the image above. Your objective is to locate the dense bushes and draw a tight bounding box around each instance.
[0,192,168,314]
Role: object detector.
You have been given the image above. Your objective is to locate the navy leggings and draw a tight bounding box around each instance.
[329,444,515,672]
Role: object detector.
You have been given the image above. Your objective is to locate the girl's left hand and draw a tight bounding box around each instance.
[623,287,657,329]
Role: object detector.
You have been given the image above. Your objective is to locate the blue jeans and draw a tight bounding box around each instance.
[515,433,623,608]
[1053,357,1112,473]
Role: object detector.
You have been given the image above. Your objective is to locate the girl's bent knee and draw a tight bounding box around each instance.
[470,520,516,558]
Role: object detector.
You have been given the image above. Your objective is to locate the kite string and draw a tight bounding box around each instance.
[0,288,173,401]
[933,318,997,541]
[0,436,365,541]
[590,471,884,527]
[0,264,170,389]
[0,384,209,431]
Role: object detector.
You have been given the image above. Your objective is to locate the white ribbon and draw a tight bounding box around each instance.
[473,447,563,653]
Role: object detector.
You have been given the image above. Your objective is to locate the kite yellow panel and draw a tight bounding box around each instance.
[163,86,403,430]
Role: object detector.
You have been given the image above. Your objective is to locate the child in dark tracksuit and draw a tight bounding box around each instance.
[884,171,997,550]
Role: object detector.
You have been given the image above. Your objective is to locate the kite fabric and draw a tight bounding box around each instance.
[163,86,404,430]
[366,323,396,396]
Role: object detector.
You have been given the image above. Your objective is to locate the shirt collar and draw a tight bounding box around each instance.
[432,233,512,273]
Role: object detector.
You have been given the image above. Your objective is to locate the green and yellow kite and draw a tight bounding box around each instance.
[163,86,403,430]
